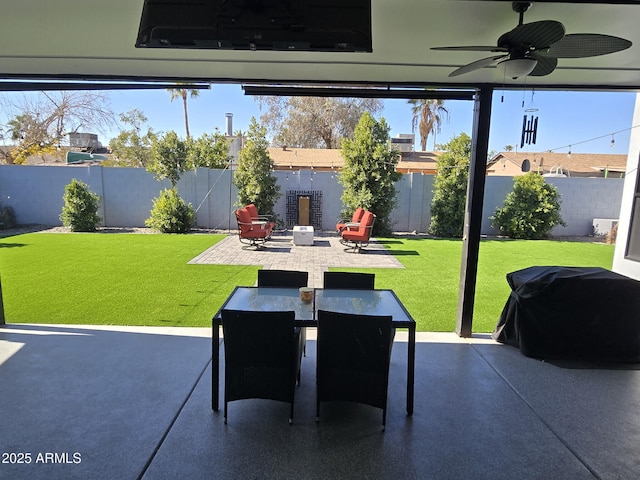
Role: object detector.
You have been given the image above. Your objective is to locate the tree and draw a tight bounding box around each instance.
[1,91,115,164]
[491,172,566,239]
[109,109,156,167]
[147,131,189,187]
[430,133,471,238]
[234,117,280,217]
[258,96,383,148]
[408,98,449,151]
[167,88,200,139]
[339,112,402,236]
[504,144,514,152]
[187,131,232,169]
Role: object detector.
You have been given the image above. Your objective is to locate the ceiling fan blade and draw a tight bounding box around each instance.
[449,55,507,77]
[546,33,632,58]
[528,54,557,76]
[431,46,507,53]
[498,20,565,49]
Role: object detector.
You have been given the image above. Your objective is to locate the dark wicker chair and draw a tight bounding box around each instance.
[257,269,310,362]
[221,309,300,424]
[257,269,309,288]
[316,310,394,430]
[323,271,375,290]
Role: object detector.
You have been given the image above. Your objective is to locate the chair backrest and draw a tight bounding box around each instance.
[323,272,375,290]
[316,309,393,409]
[258,269,308,288]
[222,309,297,403]
[352,207,365,223]
[360,211,375,229]
[245,203,259,218]
[235,208,253,234]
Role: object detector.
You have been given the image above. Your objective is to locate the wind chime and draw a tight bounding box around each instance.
[520,90,539,148]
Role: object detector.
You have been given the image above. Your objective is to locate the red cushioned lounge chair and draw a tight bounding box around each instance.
[340,210,376,253]
[235,207,272,249]
[335,207,365,233]
[245,203,275,234]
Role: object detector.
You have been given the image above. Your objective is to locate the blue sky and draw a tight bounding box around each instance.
[4,84,638,155]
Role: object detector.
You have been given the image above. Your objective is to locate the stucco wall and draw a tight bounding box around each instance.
[0,164,624,236]
[613,93,640,280]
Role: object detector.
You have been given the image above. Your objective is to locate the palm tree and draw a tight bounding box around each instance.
[167,88,200,139]
[408,99,449,151]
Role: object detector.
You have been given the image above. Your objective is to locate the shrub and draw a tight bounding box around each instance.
[429,133,470,237]
[146,187,195,233]
[0,202,16,229]
[59,179,101,232]
[491,172,566,239]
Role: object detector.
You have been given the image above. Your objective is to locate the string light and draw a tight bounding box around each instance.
[547,124,640,154]
[567,145,572,158]
[611,134,616,147]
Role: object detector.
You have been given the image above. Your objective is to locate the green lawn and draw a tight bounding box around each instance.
[0,233,614,332]
[0,233,259,327]
[351,237,614,332]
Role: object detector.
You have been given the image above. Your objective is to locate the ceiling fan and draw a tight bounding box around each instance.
[432,1,632,79]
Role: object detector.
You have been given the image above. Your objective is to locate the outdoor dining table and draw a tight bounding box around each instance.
[212,286,417,415]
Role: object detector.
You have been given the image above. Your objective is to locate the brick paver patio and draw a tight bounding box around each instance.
[188,230,404,287]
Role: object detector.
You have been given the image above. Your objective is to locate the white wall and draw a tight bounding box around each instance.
[613,93,640,280]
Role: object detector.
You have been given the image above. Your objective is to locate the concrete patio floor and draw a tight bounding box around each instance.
[2,323,640,480]
[1,228,638,479]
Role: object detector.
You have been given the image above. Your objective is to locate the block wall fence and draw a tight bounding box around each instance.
[0,164,624,236]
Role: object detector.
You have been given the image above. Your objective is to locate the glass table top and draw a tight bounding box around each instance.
[219,287,314,321]
[218,287,413,324]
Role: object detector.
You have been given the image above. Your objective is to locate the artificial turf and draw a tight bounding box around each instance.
[361,237,614,332]
[0,233,259,327]
[0,233,615,332]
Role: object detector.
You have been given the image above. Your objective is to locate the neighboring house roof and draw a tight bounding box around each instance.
[487,152,628,178]
[395,151,440,174]
[268,147,439,173]
[267,147,343,172]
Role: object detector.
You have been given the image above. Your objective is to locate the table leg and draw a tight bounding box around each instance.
[407,325,415,415]
[212,318,220,411]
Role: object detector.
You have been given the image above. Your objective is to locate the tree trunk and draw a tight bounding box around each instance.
[182,93,190,139]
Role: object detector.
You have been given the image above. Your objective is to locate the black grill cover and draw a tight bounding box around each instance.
[492,266,640,361]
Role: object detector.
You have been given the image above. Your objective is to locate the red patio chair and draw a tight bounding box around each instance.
[340,210,376,253]
[246,203,275,232]
[335,207,365,233]
[235,207,272,249]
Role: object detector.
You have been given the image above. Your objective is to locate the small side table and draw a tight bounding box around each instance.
[293,225,314,246]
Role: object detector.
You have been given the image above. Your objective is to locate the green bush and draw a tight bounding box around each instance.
[339,112,401,236]
[491,172,566,239]
[429,133,470,237]
[0,202,16,229]
[234,117,280,218]
[146,187,195,233]
[59,179,101,232]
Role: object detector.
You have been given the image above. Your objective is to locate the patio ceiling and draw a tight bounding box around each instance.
[1,0,640,90]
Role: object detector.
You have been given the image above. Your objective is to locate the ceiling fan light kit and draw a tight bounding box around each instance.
[499,57,538,79]
[432,1,632,79]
